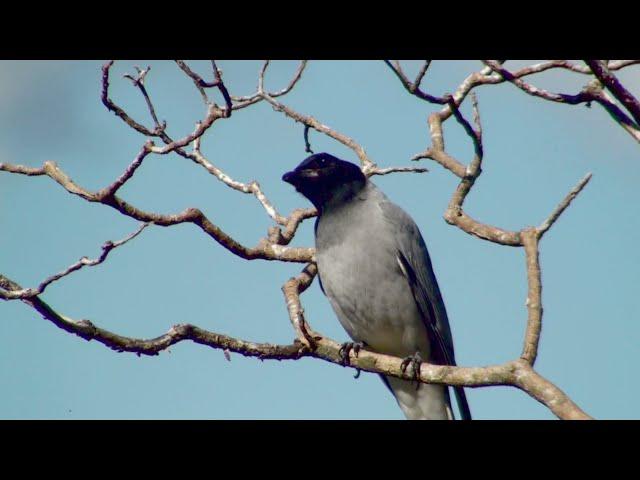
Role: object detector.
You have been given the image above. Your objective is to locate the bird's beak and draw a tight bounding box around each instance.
[282,170,297,185]
[282,169,320,185]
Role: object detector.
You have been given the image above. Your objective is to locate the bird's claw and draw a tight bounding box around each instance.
[400,352,423,390]
[339,341,364,366]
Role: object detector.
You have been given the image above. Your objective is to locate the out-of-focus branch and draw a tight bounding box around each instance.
[0,223,149,300]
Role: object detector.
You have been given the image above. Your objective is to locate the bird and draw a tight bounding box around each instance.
[282,152,471,420]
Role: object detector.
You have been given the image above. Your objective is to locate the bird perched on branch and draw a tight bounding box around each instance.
[283,152,471,420]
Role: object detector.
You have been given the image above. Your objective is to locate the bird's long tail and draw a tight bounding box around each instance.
[453,385,472,420]
[382,375,454,420]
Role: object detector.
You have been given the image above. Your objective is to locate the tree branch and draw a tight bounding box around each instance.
[3,60,613,420]
[231,60,308,110]
[0,159,314,263]
[585,60,640,126]
[538,173,593,238]
[0,269,590,419]
[0,223,149,300]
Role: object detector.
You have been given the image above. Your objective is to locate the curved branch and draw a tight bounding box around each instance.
[0,223,149,300]
[0,160,314,263]
[259,90,374,171]
[231,60,308,110]
[0,272,590,419]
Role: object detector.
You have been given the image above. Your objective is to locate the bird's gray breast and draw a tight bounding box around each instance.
[315,197,430,358]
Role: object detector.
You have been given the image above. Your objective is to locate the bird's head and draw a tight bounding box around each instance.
[282,153,366,212]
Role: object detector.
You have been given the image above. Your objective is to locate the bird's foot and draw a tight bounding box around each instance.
[400,351,423,390]
[338,341,364,366]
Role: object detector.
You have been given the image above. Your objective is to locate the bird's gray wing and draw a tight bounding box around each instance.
[380,199,472,420]
[313,218,326,295]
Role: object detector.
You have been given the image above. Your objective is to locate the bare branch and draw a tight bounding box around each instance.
[593,88,640,143]
[585,60,640,125]
[101,61,162,138]
[96,142,153,199]
[483,60,595,105]
[258,91,374,172]
[123,65,165,131]
[189,140,288,224]
[511,360,591,419]
[0,160,314,263]
[384,60,447,104]
[368,165,428,176]
[0,271,591,419]
[211,60,233,117]
[174,60,233,117]
[232,61,308,111]
[390,62,598,418]
[175,60,210,103]
[303,124,314,154]
[520,229,543,365]
[5,60,613,421]
[538,173,593,238]
[479,60,640,144]
[146,104,225,155]
[0,223,149,300]
[447,94,483,159]
[388,60,640,141]
[104,60,227,156]
[282,263,320,348]
[414,60,432,90]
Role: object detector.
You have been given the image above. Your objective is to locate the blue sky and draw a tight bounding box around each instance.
[1,60,638,419]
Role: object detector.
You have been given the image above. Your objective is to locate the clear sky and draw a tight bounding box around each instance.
[1,60,638,419]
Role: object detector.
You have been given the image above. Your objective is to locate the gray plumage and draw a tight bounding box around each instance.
[283,153,471,420]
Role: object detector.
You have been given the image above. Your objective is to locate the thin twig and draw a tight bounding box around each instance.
[304,124,314,154]
[0,223,149,300]
[537,173,593,238]
[0,160,314,263]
